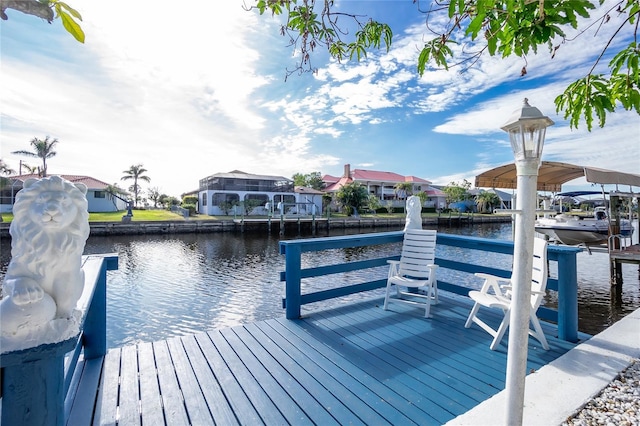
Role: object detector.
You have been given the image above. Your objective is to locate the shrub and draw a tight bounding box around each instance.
[182,203,197,216]
[182,195,198,206]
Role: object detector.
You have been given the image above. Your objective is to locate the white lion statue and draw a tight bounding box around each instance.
[0,176,90,350]
[404,195,423,231]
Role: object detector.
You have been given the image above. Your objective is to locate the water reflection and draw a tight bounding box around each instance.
[1,223,638,348]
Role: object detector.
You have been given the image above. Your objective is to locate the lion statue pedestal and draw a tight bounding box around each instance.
[0,176,90,353]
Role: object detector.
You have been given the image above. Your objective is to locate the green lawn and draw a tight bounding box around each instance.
[1,210,187,223]
[1,210,471,224]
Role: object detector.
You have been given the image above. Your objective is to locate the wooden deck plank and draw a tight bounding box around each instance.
[206,330,289,425]
[231,325,363,425]
[137,342,165,426]
[66,358,103,426]
[269,318,437,424]
[321,307,500,399]
[165,337,215,424]
[220,327,317,425]
[118,344,141,425]
[346,305,506,386]
[194,332,263,425]
[92,348,121,426]
[179,335,239,425]
[311,308,474,417]
[248,321,399,425]
[153,340,190,426]
[74,292,582,426]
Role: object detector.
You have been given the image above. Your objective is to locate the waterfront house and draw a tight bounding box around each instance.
[323,164,445,209]
[0,174,129,213]
[198,170,323,216]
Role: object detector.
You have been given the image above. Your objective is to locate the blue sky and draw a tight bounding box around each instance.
[1,0,638,197]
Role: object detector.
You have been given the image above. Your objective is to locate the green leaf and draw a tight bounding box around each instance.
[56,1,82,20]
[448,0,457,18]
[58,9,84,43]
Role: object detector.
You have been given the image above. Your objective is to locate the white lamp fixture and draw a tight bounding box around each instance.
[501,98,553,426]
[502,98,554,163]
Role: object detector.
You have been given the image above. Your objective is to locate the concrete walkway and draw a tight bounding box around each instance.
[446,307,640,425]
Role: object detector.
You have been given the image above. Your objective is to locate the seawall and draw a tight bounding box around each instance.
[0,214,511,237]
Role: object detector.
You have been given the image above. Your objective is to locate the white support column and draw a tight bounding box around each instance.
[505,159,539,424]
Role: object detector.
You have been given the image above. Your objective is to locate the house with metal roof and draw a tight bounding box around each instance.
[198,170,324,216]
[0,174,129,213]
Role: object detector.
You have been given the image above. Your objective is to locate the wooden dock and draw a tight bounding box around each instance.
[66,294,585,425]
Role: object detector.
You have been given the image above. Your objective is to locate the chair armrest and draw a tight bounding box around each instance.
[474,273,510,283]
[387,260,400,278]
[474,273,510,296]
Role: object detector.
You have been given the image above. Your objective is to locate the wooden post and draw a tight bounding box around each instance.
[283,244,302,319]
[609,195,624,285]
[555,249,579,342]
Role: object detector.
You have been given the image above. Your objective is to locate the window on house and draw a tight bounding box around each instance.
[201,193,207,206]
[94,191,106,198]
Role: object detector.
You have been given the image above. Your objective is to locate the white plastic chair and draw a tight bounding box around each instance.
[464,237,550,350]
[384,229,439,318]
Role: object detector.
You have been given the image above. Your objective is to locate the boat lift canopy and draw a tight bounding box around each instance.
[475,161,640,192]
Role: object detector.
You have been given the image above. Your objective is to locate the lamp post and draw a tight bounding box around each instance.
[500,98,554,425]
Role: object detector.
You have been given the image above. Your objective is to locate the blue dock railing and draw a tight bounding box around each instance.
[279,231,581,342]
[0,254,118,426]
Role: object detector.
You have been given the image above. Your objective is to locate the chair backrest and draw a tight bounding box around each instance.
[398,229,437,279]
[530,237,549,309]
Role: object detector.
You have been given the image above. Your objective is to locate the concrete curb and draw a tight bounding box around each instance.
[445,307,640,425]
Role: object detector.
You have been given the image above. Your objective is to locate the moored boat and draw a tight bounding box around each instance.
[535,207,633,246]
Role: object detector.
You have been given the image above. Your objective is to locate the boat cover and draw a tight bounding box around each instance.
[475,162,640,192]
[584,166,640,188]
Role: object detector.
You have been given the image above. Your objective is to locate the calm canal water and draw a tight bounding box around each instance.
[1,223,639,348]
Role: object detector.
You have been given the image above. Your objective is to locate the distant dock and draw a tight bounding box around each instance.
[0,214,511,237]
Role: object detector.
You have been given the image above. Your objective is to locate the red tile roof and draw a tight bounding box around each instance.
[323,167,432,191]
[9,174,111,190]
[351,169,406,182]
[405,175,431,184]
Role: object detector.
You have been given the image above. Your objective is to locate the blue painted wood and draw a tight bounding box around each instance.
[93,348,121,424]
[153,340,192,425]
[556,250,579,342]
[137,342,168,426]
[64,292,584,425]
[284,243,302,319]
[65,357,103,425]
[240,323,372,425]
[180,335,239,425]
[194,332,263,424]
[206,331,290,425]
[280,255,397,281]
[267,319,435,424]
[166,337,215,424]
[298,278,387,305]
[1,338,76,426]
[279,232,580,341]
[220,327,320,425]
[118,344,141,425]
[1,255,117,426]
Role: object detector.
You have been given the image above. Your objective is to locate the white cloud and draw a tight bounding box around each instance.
[2,0,637,198]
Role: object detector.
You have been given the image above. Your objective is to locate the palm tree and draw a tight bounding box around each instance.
[393,182,413,200]
[20,162,39,175]
[11,136,59,177]
[394,182,414,213]
[475,190,501,213]
[121,164,151,207]
[0,158,15,176]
